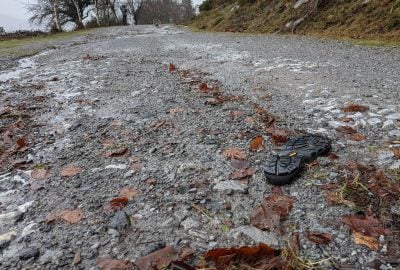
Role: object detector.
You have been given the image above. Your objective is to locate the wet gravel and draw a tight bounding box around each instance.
[0,25,399,269]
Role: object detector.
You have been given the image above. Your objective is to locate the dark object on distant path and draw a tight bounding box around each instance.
[264,134,331,185]
[120,5,128,26]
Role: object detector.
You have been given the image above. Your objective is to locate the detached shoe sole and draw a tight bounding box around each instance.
[264,153,302,186]
[284,134,331,163]
[263,134,331,185]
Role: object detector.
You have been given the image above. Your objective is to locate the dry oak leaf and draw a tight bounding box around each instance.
[31,168,50,180]
[249,135,265,151]
[119,187,139,200]
[353,232,379,250]
[306,232,333,245]
[47,209,83,224]
[96,257,134,270]
[103,197,129,212]
[336,126,357,134]
[169,63,176,72]
[342,104,369,112]
[342,214,389,237]
[104,147,128,157]
[250,191,294,231]
[223,148,246,160]
[60,165,83,177]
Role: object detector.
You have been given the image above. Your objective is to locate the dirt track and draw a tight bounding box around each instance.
[0,25,400,269]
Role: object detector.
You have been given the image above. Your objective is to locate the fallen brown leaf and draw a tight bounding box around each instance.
[342,214,389,237]
[103,197,129,212]
[392,148,400,159]
[135,246,178,270]
[96,257,134,270]
[101,138,115,147]
[170,107,184,115]
[342,104,369,112]
[250,189,294,232]
[60,165,83,177]
[16,137,27,149]
[119,187,139,200]
[338,117,354,123]
[169,63,176,72]
[306,232,333,245]
[348,133,365,141]
[104,147,128,157]
[230,168,256,180]
[253,104,275,127]
[336,126,357,134]
[230,159,250,170]
[353,232,379,250]
[249,135,264,151]
[31,168,50,180]
[203,244,287,270]
[223,148,246,160]
[265,126,289,145]
[47,209,83,224]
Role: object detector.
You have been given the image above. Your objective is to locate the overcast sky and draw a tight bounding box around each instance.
[0,0,204,32]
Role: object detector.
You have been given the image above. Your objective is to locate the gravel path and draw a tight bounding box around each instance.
[0,25,399,269]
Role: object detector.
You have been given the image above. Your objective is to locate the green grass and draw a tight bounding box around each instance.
[0,28,97,57]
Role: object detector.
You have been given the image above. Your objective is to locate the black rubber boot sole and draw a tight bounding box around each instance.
[284,134,331,163]
[263,153,302,186]
[263,134,331,185]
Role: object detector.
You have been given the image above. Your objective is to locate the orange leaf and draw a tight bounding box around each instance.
[223,148,246,160]
[119,187,139,200]
[104,197,129,212]
[60,165,83,177]
[342,104,369,112]
[249,136,264,151]
[31,168,50,180]
[169,63,176,72]
[353,232,379,250]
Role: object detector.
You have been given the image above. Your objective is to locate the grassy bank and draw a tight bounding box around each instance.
[0,28,97,58]
[190,0,400,46]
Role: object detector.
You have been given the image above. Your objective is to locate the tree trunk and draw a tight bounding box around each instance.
[72,0,84,29]
[94,0,101,25]
[52,0,62,31]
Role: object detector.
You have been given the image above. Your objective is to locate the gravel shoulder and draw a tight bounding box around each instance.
[0,25,399,269]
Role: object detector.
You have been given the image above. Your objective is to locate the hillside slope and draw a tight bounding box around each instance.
[190,0,400,41]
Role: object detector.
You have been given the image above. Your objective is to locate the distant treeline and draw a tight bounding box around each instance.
[27,0,194,32]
